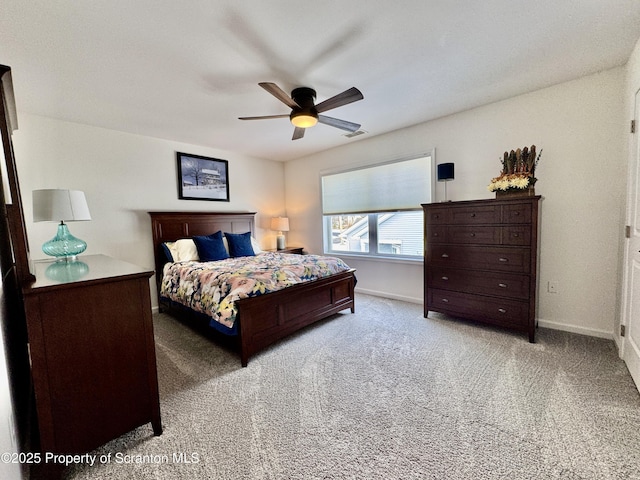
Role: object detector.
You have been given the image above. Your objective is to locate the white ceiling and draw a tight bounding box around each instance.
[1,1,639,162]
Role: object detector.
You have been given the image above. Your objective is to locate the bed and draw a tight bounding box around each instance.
[149,211,356,366]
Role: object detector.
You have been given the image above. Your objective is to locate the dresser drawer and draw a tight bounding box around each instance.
[427,267,530,299]
[428,226,530,245]
[502,203,532,224]
[427,245,531,273]
[448,226,501,244]
[425,208,449,225]
[450,205,501,225]
[428,289,529,327]
[444,225,531,246]
[502,226,531,246]
[426,225,447,243]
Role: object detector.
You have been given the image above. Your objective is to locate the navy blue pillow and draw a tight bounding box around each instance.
[225,231,255,257]
[193,231,229,262]
[160,243,174,263]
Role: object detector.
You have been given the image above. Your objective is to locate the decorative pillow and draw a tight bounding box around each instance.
[221,235,261,255]
[251,237,263,254]
[171,239,199,262]
[161,242,175,263]
[193,231,229,262]
[224,231,255,257]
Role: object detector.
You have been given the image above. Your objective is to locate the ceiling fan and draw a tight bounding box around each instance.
[239,82,364,140]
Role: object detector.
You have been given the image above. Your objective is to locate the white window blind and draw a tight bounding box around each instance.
[321,154,432,215]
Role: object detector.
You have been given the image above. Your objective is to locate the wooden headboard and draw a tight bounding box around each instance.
[148,211,256,286]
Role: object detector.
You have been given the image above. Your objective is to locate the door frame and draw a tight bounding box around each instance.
[620,87,640,389]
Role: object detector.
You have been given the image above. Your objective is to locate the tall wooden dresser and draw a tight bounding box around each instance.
[422,196,541,341]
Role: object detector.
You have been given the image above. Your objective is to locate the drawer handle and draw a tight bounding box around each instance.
[441,276,449,281]
[441,253,449,258]
[434,214,439,219]
[499,257,508,262]
[514,211,520,216]
[513,233,519,238]
[471,213,476,217]
[442,298,449,303]
[470,233,476,237]
[433,233,439,237]
[498,308,507,313]
[498,283,507,288]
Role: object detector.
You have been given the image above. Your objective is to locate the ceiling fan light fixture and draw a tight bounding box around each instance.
[290,111,318,128]
[240,83,363,140]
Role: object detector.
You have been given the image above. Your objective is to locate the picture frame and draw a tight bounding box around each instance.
[177,152,230,202]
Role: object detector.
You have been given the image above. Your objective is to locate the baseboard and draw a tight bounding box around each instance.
[613,332,624,352]
[354,287,422,305]
[537,318,613,340]
[350,292,615,341]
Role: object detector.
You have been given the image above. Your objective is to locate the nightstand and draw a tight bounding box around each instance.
[267,246,304,255]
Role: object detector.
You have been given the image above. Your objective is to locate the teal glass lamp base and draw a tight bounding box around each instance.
[42,222,87,262]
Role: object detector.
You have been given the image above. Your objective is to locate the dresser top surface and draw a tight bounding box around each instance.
[24,254,153,292]
[422,196,541,209]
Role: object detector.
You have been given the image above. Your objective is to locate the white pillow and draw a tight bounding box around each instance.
[251,237,263,254]
[163,241,176,261]
[171,239,199,262]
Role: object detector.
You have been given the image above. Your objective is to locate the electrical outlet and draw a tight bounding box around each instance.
[548,281,558,294]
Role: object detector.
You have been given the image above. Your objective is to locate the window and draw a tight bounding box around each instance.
[321,153,434,259]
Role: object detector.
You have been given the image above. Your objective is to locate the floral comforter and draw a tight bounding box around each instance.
[160,252,351,329]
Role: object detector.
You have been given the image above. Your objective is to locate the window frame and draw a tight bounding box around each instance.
[320,151,435,261]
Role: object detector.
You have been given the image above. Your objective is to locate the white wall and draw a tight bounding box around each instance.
[285,67,626,338]
[12,114,286,307]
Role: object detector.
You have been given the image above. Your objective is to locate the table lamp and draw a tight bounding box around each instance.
[270,217,289,250]
[437,163,455,202]
[32,189,91,262]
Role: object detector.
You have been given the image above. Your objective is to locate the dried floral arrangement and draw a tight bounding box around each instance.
[488,145,542,192]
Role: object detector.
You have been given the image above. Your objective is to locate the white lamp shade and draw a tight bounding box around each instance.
[270,217,289,232]
[33,189,91,222]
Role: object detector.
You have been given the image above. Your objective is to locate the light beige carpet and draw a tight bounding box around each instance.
[66,294,640,479]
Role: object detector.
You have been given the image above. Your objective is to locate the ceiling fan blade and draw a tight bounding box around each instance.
[259,82,300,109]
[318,115,361,132]
[238,114,290,120]
[292,127,305,140]
[315,87,363,113]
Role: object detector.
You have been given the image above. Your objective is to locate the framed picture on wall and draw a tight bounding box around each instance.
[177,152,230,202]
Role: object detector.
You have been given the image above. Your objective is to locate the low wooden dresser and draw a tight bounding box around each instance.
[22,254,162,458]
[422,196,541,341]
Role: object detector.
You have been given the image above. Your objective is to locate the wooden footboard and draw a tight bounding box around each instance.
[236,269,356,366]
